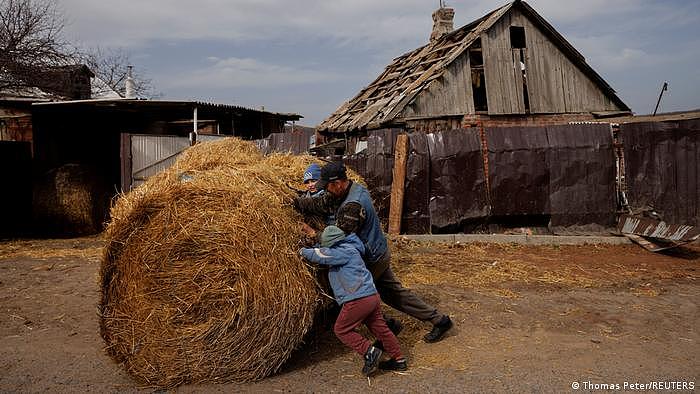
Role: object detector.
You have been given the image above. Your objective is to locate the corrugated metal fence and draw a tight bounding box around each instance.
[345,123,624,234]
[621,119,700,227]
[254,129,315,155]
[345,129,401,220]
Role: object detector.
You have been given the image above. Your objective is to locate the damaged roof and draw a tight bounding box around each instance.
[318,0,630,133]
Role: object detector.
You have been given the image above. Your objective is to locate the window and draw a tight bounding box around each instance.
[510,26,530,112]
[469,39,488,112]
[510,26,526,49]
[469,48,483,67]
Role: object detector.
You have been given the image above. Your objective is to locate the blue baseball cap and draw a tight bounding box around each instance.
[303,163,321,183]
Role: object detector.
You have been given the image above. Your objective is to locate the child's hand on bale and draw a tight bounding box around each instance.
[299,222,317,238]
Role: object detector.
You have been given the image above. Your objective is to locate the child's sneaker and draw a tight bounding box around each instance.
[379,358,408,371]
[362,346,383,376]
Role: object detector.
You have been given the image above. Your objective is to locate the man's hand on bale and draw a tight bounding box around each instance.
[292,196,303,211]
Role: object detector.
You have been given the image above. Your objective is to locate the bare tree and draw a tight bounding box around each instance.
[1,0,158,98]
[81,47,160,99]
[0,0,74,91]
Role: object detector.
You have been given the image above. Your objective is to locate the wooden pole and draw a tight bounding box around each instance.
[388,134,409,235]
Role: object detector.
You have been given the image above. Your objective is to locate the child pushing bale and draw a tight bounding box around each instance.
[99,138,330,387]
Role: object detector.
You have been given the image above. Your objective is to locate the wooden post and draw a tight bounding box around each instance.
[119,133,132,192]
[388,134,409,235]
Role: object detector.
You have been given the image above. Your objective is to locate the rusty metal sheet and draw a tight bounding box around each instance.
[402,132,431,234]
[618,214,700,242]
[344,129,401,222]
[487,126,549,216]
[546,124,617,232]
[622,234,681,252]
[364,129,399,220]
[622,120,700,227]
[428,128,489,230]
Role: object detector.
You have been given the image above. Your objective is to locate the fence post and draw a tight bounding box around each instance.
[388,134,409,235]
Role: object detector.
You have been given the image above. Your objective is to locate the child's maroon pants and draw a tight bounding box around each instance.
[333,293,403,360]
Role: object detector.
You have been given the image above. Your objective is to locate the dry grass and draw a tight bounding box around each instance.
[99,138,333,388]
[0,237,102,262]
[391,241,671,294]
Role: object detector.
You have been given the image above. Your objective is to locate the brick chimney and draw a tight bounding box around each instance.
[430,6,455,42]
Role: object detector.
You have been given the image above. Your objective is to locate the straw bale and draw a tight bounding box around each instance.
[99,138,342,387]
[32,163,104,236]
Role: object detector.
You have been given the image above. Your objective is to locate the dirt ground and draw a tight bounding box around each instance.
[0,236,697,393]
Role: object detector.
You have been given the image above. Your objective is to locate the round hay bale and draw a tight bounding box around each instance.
[33,163,108,237]
[100,138,328,387]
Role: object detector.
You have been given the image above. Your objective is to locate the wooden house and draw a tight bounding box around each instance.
[0,64,95,146]
[317,0,631,149]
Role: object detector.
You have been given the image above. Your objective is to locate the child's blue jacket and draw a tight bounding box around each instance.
[301,233,377,305]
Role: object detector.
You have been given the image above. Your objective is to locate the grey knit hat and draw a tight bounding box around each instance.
[320,225,346,247]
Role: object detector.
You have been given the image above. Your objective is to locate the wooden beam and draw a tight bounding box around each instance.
[119,133,132,192]
[388,134,409,235]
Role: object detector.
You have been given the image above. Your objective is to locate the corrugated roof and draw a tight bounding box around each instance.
[0,85,64,101]
[319,0,629,133]
[32,99,302,120]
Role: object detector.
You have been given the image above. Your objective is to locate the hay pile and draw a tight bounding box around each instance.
[99,138,334,387]
[33,163,107,236]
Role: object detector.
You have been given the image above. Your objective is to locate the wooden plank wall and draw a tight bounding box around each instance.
[400,52,475,119]
[484,8,621,114]
[482,11,526,115]
[520,11,566,113]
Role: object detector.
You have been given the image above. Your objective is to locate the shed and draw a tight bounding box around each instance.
[29,99,301,236]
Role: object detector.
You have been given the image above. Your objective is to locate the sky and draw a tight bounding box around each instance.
[59,0,700,126]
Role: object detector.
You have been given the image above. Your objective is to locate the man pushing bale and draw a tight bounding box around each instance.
[99,138,450,388]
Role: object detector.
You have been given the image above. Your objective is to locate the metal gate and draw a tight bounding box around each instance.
[121,134,228,191]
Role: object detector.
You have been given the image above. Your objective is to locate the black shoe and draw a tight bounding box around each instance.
[423,315,453,343]
[379,358,408,371]
[372,318,403,350]
[362,346,383,376]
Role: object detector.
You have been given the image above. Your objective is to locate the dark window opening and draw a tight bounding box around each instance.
[471,69,488,111]
[470,38,484,69]
[469,49,483,67]
[510,26,526,49]
[517,48,530,113]
[469,40,488,112]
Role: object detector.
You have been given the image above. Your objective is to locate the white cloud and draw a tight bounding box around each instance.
[167,57,342,89]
